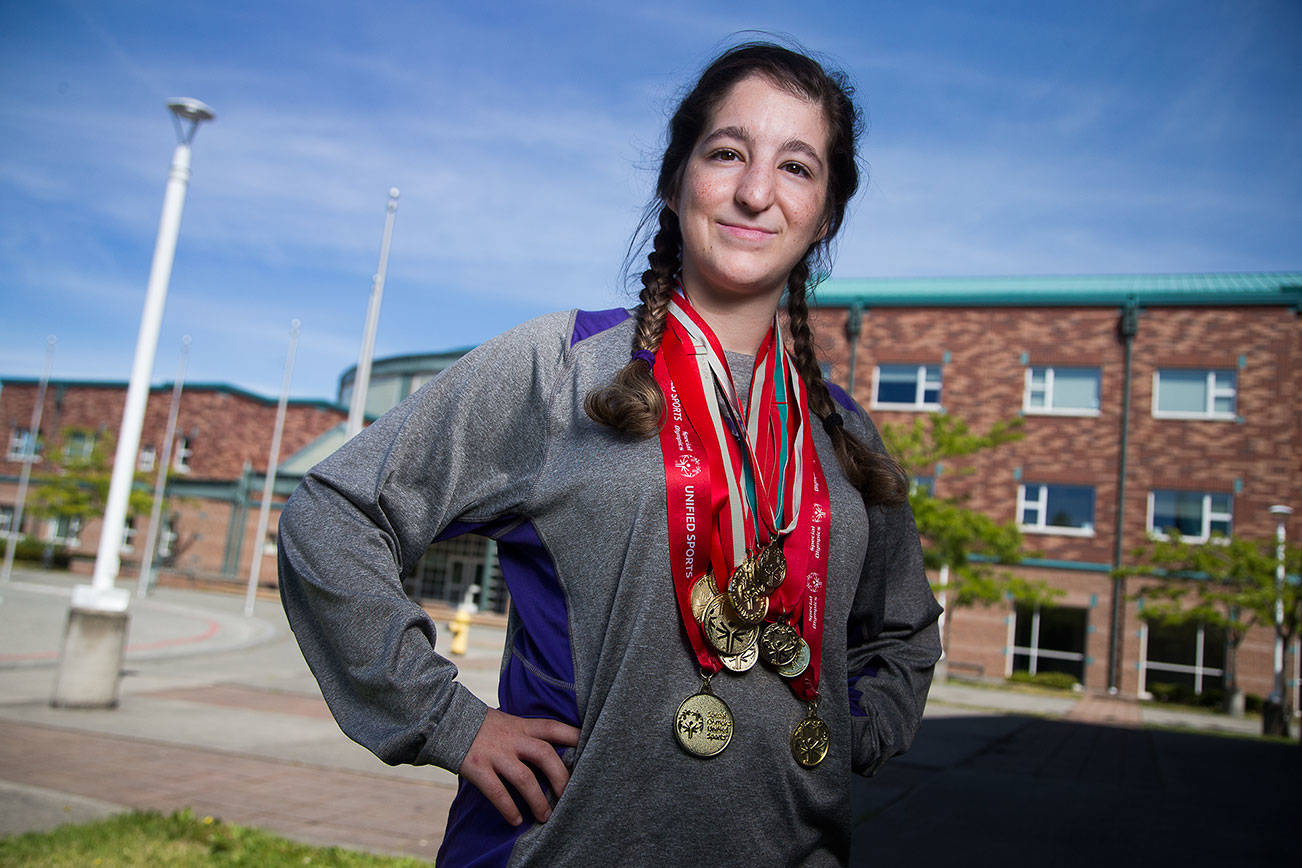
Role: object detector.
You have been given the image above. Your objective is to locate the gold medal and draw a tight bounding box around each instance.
[702,595,759,658]
[777,637,811,678]
[727,566,769,626]
[755,542,787,593]
[790,703,830,768]
[719,637,759,673]
[674,677,733,758]
[690,572,717,624]
[759,621,801,668]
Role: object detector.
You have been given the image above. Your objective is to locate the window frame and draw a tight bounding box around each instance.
[1152,368,1237,420]
[1147,490,1233,543]
[63,430,95,462]
[138,444,157,473]
[46,515,81,546]
[1023,365,1101,417]
[1017,483,1097,537]
[7,427,38,462]
[871,363,943,412]
[173,435,193,474]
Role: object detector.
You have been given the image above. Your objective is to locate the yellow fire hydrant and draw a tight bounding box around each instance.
[449,606,472,656]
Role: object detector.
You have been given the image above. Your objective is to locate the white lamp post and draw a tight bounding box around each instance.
[1269,505,1292,719]
[346,187,400,439]
[136,335,190,598]
[53,99,213,708]
[244,319,300,616]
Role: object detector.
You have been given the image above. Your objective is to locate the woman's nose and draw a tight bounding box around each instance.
[735,163,775,212]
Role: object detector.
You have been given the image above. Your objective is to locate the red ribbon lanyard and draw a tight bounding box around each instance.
[653,294,832,699]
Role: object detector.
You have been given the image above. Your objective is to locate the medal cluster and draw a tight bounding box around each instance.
[675,544,827,768]
[657,292,832,770]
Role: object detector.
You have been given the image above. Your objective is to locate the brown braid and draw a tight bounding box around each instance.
[785,263,909,507]
[584,207,681,436]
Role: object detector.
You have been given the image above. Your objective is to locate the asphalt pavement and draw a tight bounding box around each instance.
[0,567,1296,865]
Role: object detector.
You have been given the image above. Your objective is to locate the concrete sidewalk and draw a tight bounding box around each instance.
[1,567,1295,864]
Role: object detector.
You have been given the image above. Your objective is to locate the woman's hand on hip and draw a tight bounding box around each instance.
[459,708,581,826]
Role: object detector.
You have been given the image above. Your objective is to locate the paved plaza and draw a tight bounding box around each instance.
[1,567,1297,865]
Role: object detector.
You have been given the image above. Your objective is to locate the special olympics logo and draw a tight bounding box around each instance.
[675,454,702,478]
[811,504,828,524]
[806,571,823,592]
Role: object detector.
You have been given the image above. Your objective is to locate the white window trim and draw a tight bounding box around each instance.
[1152,369,1237,421]
[138,445,157,473]
[1016,483,1096,537]
[173,435,193,474]
[1010,604,1086,678]
[1138,621,1225,699]
[7,427,37,462]
[1146,490,1233,543]
[46,516,81,546]
[1022,366,1101,417]
[121,517,136,553]
[870,364,944,412]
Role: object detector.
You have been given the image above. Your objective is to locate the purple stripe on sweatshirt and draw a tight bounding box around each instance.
[571,308,631,347]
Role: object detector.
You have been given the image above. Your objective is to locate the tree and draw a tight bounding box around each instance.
[881,414,1059,674]
[1126,531,1302,717]
[28,426,153,560]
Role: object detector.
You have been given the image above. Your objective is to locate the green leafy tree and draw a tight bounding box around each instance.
[881,414,1059,668]
[1126,532,1302,715]
[29,427,154,556]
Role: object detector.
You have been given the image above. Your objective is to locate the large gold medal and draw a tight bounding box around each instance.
[790,707,830,768]
[755,542,787,593]
[758,621,801,668]
[777,637,811,678]
[674,680,733,758]
[690,572,717,624]
[702,595,759,658]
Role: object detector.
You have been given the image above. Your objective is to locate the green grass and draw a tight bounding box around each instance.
[0,809,427,867]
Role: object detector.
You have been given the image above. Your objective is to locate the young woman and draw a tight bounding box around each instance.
[279,41,941,866]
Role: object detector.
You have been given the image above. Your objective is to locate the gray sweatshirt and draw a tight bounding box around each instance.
[278,309,942,867]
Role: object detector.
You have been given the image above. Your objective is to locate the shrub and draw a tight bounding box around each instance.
[1145,680,1224,709]
[1008,670,1079,690]
[10,536,70,568]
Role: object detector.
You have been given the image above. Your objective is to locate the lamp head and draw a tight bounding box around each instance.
[1269,505,1293,517]
[166,98,215,145]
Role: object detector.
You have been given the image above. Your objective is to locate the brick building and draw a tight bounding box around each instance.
[0,379,346,584]
[809,272,1301,706]
[5,271,1298,707]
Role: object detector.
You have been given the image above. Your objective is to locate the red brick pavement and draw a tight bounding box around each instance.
[0,718,455,861]
[1062,693,1143,726]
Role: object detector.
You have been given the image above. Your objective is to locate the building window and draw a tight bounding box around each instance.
[63,430,95,462]
[872,364,942,410]
[1010,603,1087,682]
[7,427,38,462]
[1140,620,1225,699]
[47,515,81,546]
[139,445,157,473]
[1148,490,1232,541]
[173,436,193,473]
[121,517,137,553]
[911,475,935,497]
[1153,369,1236,419]
[1024,366,1100,415]
[158,516,178,559]
[1018,483,1096,536]
[0,505,14,536]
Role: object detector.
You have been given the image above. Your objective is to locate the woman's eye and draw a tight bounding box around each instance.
[782,162,812,178]
[711,148,742,162]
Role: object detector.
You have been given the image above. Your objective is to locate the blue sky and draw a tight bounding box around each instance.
[2,0,1299,400]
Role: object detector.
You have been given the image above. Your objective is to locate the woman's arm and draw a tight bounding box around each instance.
[277,312,579,821]
[846,494,943,776]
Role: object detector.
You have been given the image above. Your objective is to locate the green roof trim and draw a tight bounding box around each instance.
[0,378,347,413]
[812,272,1302,309]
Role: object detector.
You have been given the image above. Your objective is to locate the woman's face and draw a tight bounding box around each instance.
[671,74,831,312]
